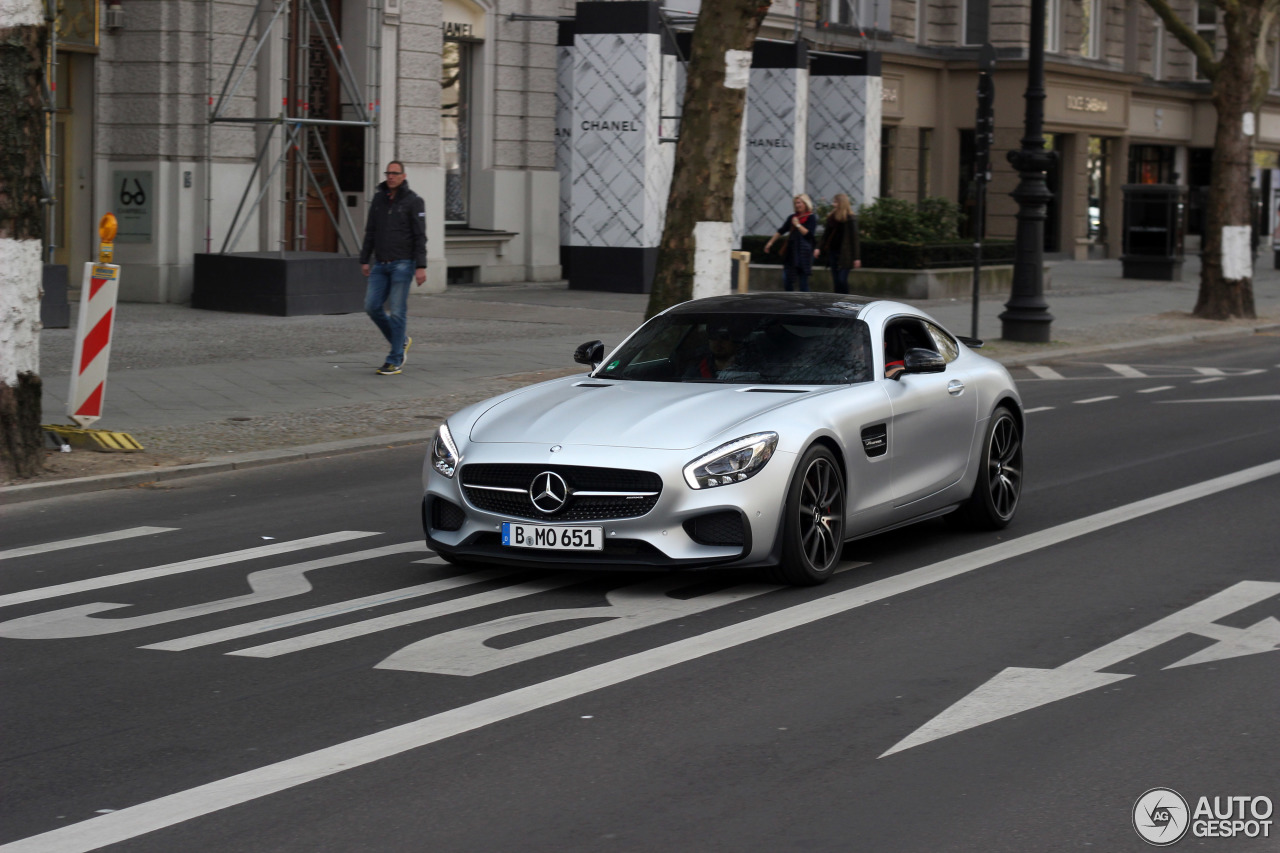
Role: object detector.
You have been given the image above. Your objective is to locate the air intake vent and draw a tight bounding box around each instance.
[431,497,466,531]
[861,424,888,458]
[683,510,746,546]
[742,387,808,394]
[574,382,614,388]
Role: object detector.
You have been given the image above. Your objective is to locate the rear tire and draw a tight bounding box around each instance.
[954,406,1022,529]
[763,445,845,586]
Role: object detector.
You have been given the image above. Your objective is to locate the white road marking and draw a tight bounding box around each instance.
[1073,396,1117,404]
[145,561,508,651]
[0,527,178,562]
[1192,376,1225,384]
[1137,386,1175,394]
[1024,406,1054,414]
[883,581,1280,756]
[0,543,427,640]
[1158,396,1280,404]
[1103,363,1147,378]
[5,459,1277,853]
[229,574,591,657]
[1025,365,1064,380]
[376,577,778,676]
[1193,367,1226,376]
[0,532,378,609]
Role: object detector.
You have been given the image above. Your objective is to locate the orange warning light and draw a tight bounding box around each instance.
[98,213,118,244]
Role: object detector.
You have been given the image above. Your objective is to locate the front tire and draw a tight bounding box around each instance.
[954,406,1022,529]
[765,445,845,586]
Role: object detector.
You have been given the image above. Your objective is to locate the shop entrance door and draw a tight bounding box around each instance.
[1087,136,1113,256]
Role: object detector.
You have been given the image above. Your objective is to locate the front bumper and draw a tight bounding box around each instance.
[422,442,794,570]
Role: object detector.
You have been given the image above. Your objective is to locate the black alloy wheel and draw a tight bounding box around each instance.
[768,445,846,586]
[956,406,1022,529]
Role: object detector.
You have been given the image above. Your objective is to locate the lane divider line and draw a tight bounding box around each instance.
[0,527,179,562]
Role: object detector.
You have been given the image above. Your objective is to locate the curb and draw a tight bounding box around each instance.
[2,430,435,505]
[991,321,1280,366]
[5,322,1276,505]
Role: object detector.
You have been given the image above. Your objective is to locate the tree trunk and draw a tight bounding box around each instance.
[1195,2,1260,320]
[0,5,48,480]
[645,0,770,319]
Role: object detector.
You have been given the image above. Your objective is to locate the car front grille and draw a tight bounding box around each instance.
[460,463,662,521]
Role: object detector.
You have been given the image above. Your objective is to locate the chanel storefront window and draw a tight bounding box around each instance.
[442,39,471,224]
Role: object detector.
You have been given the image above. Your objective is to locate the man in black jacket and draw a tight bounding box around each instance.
[360,160,427,375]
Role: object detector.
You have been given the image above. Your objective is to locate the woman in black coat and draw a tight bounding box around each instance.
[817,192,861,294]
[763,194,817,292]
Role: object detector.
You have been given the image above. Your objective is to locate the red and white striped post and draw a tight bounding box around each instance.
[68,214,122,428]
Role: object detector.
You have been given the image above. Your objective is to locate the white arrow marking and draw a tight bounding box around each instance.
[882,581,1280,757]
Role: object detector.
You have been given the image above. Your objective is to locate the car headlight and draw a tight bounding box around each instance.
[683,432,778,489]
[431,421,461,478]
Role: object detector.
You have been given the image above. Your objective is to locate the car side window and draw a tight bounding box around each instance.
[925,322,960,362]
[884,318,937,361]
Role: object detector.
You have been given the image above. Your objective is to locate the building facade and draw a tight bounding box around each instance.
[44,0,1280,304]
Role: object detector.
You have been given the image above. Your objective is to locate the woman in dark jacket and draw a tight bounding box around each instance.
[764,194,817,292]
[817,192,861,295]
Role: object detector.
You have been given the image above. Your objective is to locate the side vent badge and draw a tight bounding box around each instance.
[860,424,888,458]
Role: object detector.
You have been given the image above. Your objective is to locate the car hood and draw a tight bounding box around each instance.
[468,377,816,450]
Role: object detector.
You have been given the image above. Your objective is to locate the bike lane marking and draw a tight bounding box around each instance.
[0,532,378,608]
[4,459,1278,853]
[144,559,507,651]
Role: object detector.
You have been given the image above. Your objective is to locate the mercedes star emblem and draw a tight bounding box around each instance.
[530,471,569,514]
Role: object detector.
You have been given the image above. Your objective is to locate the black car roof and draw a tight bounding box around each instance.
[668,292,870,318]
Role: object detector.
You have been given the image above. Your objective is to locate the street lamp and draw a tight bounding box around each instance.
[1000,0,1055,342]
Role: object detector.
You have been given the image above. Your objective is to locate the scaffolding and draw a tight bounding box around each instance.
[208,0,382,257]
[39,0,58,266]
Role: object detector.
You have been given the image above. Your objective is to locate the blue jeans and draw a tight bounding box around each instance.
[365,259,413,365]
[783,265,810,292]
[830,264,850,294]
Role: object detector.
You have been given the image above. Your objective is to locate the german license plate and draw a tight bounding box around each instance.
[501,523,603,551]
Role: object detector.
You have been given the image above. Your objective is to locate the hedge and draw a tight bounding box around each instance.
[741,235,1016,270]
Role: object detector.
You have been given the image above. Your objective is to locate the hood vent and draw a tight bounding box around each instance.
[742,387,808,394]
[573,382,614,388]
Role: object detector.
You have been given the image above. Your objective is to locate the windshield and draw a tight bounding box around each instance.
[596,312,873,385]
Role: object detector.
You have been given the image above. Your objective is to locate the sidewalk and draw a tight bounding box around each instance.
[7,254,1278,501]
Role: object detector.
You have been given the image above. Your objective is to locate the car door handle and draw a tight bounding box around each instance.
[947,380,965,396]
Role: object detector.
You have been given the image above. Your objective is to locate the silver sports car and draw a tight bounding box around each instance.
[422,293,1023,585]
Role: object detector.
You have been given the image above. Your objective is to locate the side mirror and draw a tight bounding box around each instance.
[573,340,605,367]
[903,348,946,375]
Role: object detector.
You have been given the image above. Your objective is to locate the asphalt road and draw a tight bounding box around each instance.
[2,334,1277,853]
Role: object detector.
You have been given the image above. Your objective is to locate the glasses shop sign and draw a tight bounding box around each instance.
[111,170,153,244]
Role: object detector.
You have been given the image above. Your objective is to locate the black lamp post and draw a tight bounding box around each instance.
[1000,0,1055,342]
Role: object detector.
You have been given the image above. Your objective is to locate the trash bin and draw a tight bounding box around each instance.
[730,250,751,292]
[1121,184,1186,281]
